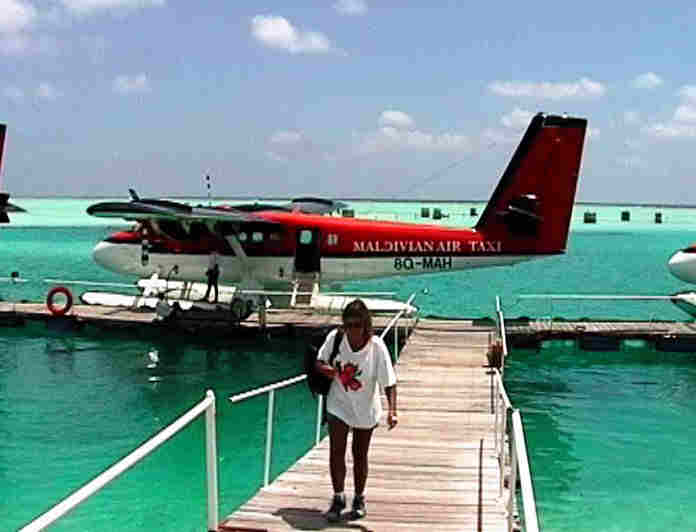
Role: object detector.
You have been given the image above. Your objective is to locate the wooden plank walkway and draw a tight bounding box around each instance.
[219,319,509,532]
[0,303,403,333]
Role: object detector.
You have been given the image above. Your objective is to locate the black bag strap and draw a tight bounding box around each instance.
[329,329,343,366]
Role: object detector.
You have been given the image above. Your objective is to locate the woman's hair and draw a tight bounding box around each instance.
[342,298,373,340]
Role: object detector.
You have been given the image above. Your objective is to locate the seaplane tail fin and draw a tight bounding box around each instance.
[475,113,587,254]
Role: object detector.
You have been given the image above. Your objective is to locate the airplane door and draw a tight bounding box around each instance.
[294,228,321,274]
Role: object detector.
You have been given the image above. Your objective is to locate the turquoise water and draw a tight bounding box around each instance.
[3,199,696,531]
[505,344,696,532]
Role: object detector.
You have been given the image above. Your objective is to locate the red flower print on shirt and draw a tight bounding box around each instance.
[338,362,362,392]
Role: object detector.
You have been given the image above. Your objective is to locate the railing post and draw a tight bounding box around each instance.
[394,324,399,361]
[494,374,499,454]
[204,390,219,532]
[264,390,275,486]
[315,394,323,445]
[508,426,518,532]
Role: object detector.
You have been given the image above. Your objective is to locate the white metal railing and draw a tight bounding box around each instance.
[229,374,320,487]
[492,297,540,532]
[20,391,219,532]
[228,294,418,487]
[380,292,419,362]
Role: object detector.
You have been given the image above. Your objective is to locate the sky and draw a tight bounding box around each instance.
[1,1,696,203]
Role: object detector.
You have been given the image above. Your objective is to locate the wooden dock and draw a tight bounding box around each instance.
[4,302,696,351]
[218,319,509,532]
[505,319,696,351]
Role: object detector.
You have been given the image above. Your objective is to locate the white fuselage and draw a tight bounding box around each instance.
[92,241,535,286]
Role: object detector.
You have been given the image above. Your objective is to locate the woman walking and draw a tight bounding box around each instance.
[315,299,398,522]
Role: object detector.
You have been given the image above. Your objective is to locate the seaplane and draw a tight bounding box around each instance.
[84,112,588,320]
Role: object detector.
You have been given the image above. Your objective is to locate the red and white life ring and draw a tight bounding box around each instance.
[46,286,73,316]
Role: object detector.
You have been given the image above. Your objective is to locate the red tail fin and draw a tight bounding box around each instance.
[475,113,586,254]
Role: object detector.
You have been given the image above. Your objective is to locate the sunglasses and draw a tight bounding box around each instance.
[343,320,363,330]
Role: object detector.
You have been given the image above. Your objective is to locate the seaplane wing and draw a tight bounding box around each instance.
[86,112,588,317]
[86,198,280,226]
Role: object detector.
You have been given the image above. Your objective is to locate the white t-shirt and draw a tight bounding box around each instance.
[317,328,397,429]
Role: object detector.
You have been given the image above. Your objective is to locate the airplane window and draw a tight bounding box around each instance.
[299,230,313,245]
[270,232,283,241]
[327,233,338,246]
[252,232,264,242]
[238,232,247,242]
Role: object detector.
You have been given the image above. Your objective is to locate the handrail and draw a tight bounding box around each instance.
[229,374,308,403]
[20,391,219,532]
[228,294,418,487]
[512,410,540,532]
[380,292,418,362]
[491,298,540,532]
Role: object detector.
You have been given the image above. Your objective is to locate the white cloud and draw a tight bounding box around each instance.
[0,0,36,33]
[0,32,27,53]
[3,85,23,102]
[36,82,60,100]
[642,89,696,139]
[270,130,302,145]
[60,0,165,15]
[501,108,533,129]
[481,128,518,147]
[267,129,318,161]
[251,15,334,54]
[333,0,367,15]
[632,72,663,89]
[674,105,696,123]
[642,122,696,139]
[359,126,471,154]
[112,73,151,94]
[678,85,696,103]
[489,77,606,100]
[624,110,640,125]
[379,110,414,129]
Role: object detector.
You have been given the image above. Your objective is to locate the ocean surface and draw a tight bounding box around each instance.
[3,198,696,531]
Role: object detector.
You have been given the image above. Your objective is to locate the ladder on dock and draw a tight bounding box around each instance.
[290,275,318,308]
[219,320,510,531]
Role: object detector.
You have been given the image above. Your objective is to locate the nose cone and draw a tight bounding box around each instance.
[93,240,137,275]
[667,250,696,284]
[93,241,114,269]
